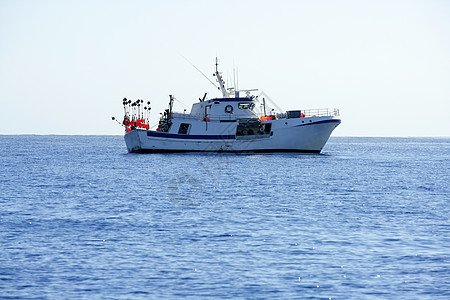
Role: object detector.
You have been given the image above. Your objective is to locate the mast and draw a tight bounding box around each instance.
[263,97,267,116]
[168,95,174,118]
[214,57,229,98]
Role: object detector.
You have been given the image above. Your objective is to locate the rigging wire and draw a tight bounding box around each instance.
[179,54,219,90]
[173,97,189,109]
[257,91,284,113]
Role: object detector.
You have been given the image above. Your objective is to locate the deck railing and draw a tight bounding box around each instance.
[271,108,340,119]
[293,108,340,118]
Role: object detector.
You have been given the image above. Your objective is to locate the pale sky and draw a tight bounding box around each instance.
[1,0,449,136]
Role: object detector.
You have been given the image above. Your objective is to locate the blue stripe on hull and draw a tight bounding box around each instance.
[147,131,236,140]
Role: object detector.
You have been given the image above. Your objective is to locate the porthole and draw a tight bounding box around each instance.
[225,105,233,113]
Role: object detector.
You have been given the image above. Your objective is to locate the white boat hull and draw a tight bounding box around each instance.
[124,117,340,153]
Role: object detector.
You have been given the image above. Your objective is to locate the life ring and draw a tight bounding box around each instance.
[204,117,210,122]
[225,105,233,113]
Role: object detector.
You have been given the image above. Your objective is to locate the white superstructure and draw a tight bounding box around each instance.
[118,59,341,153]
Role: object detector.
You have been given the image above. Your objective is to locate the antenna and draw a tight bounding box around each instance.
[233,68,236,92]
[236,67,238,91]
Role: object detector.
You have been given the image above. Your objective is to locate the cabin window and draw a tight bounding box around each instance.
[287,110,302,119]
[205,105,211,116]
[238,102,250,109]
[178,123,191,134]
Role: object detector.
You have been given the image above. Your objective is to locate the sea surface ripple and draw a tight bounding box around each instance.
[0,136,449,299]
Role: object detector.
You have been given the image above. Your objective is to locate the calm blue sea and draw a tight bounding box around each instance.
[0,135,449,299]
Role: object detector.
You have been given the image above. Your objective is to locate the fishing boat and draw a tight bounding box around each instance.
[115,59,341,153]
